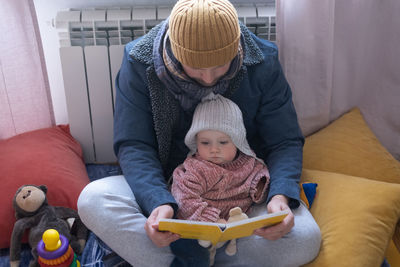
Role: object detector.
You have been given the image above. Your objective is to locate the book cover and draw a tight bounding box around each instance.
[159,210,289,245]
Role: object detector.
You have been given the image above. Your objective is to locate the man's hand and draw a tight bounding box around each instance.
[144,204,180,247]
[253,194,294,240]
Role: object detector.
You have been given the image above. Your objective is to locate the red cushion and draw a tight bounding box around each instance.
[0,125,90,249]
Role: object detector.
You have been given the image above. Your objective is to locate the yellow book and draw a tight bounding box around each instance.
[159,210,289,245]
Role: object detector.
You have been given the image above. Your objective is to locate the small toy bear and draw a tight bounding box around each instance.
[9,184,87,267]
[224,207,249,256]
[198,207,249,266]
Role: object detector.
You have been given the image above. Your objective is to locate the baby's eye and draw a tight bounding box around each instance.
[200,141,209,145]
[220,141,229,145]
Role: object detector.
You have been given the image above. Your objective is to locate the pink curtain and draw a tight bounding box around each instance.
[0,0,54,139]
[277,0,400,160]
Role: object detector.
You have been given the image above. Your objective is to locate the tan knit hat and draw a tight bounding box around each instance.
[169,0,241,68]
[185,93,259,160]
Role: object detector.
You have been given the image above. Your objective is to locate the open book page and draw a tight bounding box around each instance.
[159,220,226,245]
[218,210,289,242]
[159,210,289,245]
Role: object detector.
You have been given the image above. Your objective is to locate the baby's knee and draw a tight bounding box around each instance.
[170,239,210,266]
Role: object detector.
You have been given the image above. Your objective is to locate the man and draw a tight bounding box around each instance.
[78,0,321,266]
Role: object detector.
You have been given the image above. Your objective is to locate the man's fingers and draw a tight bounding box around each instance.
[144,205,177,247]
[253,210,294,240]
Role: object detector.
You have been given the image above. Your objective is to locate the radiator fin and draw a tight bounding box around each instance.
[56,4,275,163]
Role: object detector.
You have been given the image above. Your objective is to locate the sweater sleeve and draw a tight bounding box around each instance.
[250,163,270,204]
[171,160,221,222]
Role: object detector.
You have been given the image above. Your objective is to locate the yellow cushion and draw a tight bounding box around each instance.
[301,169,400,267]
[394,222,400,259]
[386,239,400,267]
[303,108,400,184]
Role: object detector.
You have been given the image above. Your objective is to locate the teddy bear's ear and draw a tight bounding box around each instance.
[39,185,48,194]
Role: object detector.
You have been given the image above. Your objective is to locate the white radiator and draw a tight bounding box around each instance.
[56,4,276,163]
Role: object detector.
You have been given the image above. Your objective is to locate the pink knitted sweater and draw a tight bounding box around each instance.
[171,152,270,222]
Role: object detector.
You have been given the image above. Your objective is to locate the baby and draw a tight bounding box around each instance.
[171,93,270,265]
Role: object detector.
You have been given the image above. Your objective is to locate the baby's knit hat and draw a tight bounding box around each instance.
[168,0,241,68]
[185,93,257,159]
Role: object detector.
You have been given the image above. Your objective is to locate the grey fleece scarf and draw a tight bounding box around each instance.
[153,19,243,112]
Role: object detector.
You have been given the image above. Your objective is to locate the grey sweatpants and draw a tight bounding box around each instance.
[77,175,321,267]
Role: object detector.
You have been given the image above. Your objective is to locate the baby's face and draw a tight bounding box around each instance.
[196,130,237,165]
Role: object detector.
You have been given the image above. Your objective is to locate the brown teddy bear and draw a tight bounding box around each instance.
[9,185,87,267]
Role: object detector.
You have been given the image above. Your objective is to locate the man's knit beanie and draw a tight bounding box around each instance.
[168,0,241,68]
[185,93,258,160]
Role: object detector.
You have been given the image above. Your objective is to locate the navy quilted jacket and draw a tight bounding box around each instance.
[113,21,304,217]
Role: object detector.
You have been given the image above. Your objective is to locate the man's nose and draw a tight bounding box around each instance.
[200,70,217,85]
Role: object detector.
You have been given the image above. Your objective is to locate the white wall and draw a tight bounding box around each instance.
[33,0,272,124]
